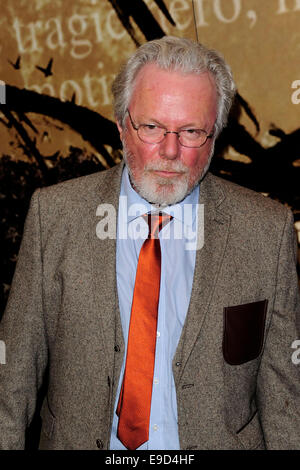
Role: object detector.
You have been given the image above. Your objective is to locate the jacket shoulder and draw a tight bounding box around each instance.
[31,163,123,223]
[206,172,291,219]
[39,163,122,200]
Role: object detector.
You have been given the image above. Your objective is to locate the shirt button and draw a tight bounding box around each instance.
[154,378,159,385]
[153,424,159,431]
[156,331,160,338]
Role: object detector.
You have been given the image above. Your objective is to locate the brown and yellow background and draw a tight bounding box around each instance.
[1,0,300,312]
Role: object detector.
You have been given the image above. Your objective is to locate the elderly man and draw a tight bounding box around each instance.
[0,36,299,450]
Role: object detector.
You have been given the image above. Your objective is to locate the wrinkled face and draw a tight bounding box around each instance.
[117,63,218,206]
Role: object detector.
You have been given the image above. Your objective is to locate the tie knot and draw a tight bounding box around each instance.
[144,212,173,239]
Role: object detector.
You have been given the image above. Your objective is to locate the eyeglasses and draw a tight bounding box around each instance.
[126,109,214,148]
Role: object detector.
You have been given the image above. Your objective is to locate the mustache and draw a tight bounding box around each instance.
[144,161,188,174]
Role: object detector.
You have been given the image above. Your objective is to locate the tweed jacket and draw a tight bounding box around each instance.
[0,162,299,450]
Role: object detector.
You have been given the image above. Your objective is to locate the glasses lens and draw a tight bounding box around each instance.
[179,129,207,147]
[138,125,165,143]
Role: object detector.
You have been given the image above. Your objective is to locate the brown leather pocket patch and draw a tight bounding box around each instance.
[223,300,268,365]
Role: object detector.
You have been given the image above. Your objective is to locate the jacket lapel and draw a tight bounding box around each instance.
[173,173,231,383]
[88,163,125,377]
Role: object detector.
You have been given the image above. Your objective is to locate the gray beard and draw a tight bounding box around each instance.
[122,140,214,207]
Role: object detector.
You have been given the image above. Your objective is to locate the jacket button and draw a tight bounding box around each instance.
[96,439,103,449]
[114,345,120,352]
[175,362,181,366]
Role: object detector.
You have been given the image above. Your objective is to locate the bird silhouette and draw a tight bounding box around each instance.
[8,55,21,70]
[36,58,53,77]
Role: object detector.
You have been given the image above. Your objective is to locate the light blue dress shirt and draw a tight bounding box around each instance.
[110,167,199,450]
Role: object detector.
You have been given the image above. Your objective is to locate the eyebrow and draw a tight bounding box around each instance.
[139,116,203,130]
[138,116,165,126]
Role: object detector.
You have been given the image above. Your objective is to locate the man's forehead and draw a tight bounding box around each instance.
[128,63,218,123]
[132,63,215,90]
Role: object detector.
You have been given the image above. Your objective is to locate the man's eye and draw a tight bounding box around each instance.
[141,124,160,134]
[184,129,199,135]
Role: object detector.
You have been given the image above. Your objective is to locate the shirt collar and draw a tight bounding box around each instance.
[120,166,200,228]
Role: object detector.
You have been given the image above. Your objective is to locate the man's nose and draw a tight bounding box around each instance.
[158,132,180,160]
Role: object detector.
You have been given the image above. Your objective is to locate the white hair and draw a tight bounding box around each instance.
[112,36,236,138]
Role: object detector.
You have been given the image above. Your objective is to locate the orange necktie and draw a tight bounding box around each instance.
[116,212,172,450]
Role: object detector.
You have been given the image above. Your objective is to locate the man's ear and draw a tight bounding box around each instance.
[116,120,123,141]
